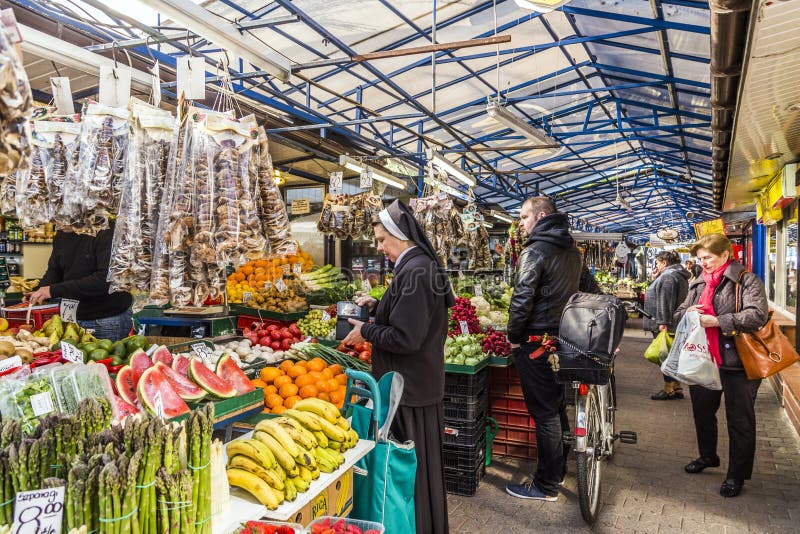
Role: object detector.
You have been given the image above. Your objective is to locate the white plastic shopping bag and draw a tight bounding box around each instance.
[661,310,722,390]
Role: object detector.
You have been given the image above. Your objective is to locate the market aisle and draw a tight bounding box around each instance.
[447,321,800,533]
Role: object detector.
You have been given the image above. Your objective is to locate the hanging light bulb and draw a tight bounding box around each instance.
[274,169,285,186]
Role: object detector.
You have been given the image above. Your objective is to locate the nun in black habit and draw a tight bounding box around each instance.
[343,199,454,534]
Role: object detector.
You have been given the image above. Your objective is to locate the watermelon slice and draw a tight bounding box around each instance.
[188,359,236,399]
[216,354,255,395]
[172,355,190,376]
[152,346,174,368]
[112,394,139,420]
[130,352,153,384]
[154,362,207,402]
[137,367,190,419]
[115,365,138,406]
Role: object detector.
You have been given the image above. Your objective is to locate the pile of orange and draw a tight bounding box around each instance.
[228,250,314,288]
[251,357,350,414]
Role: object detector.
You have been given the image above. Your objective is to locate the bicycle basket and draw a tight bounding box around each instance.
[553,338,614,385]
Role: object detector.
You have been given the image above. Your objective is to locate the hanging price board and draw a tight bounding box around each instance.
[12,486,65,534]
[60,299,79,323]
[360,169,373,190]
[99,65,132,108]
[61,342,83,364]
[176,56,206,100]
[329,171,343,193]
[191,343,213,363]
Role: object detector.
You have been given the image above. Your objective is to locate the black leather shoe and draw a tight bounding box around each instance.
[684,456,721,473]
[720,478,743,497]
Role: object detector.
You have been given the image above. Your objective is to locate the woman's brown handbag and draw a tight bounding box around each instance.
[734,273,800,379]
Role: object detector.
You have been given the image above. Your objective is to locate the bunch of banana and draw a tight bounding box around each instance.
[225,398,360,509]
[10,276,38,293]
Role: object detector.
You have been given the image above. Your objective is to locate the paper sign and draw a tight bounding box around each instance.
[293,263,302,275]
[12,486,65,534]
[146,344,158,356]
[275,278,288,292]
[60,342,83,364]
[30,392,55,417]
[329,171,343,193]
[59,299,79,323]
[1,9,22,44]
[321,311,331,322]
[242,291,253,304]
[99,65,132,108]
[151,61,161,107]
[177,56,206,100]
[153,390,165,419]
[191,343,213,362]
[0,355,22,372]
[474,285,483,298]
[291,199,310,215]
[459,320,470,334]
[50,77,75,115]
[360,169,373,190]
[263,281,272,292]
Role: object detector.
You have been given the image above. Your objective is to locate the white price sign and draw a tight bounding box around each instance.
[60,299,79,323]
[12,486,65,534]
[242,292,253,304]
[275,278,288,293]
[360,169,373,190]
[153,390,165,420]
[191,343,213,362]
[293,263,303,275]
[474,285,483,297]
[321,311,332,322]
[263,281,273,292]
[60,342,83,364]
[459,320,470,334]
[0,356,22,372]
[329,171,343,192]
[30,392,55,417]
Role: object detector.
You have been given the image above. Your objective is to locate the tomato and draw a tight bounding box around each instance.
[358,351,371,362]
[289,324,302,336]
[267,324,280,331]
[281,338,293,350]
[281,328,293,339]
[271,331,283,341]
[270,341,282,351]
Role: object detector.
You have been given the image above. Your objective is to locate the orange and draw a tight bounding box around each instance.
[274,375,293,388]
[295,374,316,388]
[250,379,267,390]
[260,367,283,383]
[287,366,307,379]
[325,378,339,393]
[299,385,318,399]
[329,389,345,407]
[271,405,286,414]
[328,364,343,376]
[317,392,330,402]
[321,368,335,380]
[279,383,299,398]
[284,395,302,408]
[335,374,348,386]
[266,393,284,409]
[295,360,308,369]
[279,360,295,373]
[316,380,333,393]
[263,385,278,396]
[307,371,323,383]
[307,358,327,372]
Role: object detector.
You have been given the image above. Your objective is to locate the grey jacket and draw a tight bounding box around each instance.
[643,264,690,332]
[673,261,769,370]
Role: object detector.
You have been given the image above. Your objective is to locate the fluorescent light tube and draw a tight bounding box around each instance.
[339,155,406,190]
[490,210,514,223]
[486,101,559,148]
[429,152,477,187]
[514,0,572,12]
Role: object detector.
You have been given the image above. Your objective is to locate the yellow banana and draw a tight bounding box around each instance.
[314,447,339,472]
[293,398,339,423]
[306,412,347,442]
[274,464,287,481]
[226,438,276,469]
[293,470,310,492]
[328,440,342,452]
[312,430,329,448]
[335,416,351,431]
[283,477,297,501]
[253,430,298,475]
[275,418,318,450]
[325,447,345,466]
[256,420,302,458]
[282,408,322,431]
[226,468,284,510]
[308,464,321,480]
[228,455,285,491]
[298,465,313,485]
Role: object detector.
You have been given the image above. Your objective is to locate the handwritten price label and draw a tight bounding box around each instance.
[191,343,213,363]
[275,278,288,293]
[242,292,253,304]
[293,263,303,275]
[459,320,470,334]
[61,342,83,364]
[360,169,373,189]
[321,311,332,322]
[153,390,165,420]
[59,299,79,323]
[12,486,65,534]
[474,285,483,297]
[329,171,343,192]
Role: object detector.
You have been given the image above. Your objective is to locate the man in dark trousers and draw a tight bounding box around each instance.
[27,228,133,341]
[505,196,599,501]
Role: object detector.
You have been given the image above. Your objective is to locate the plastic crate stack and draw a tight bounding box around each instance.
[441,368,489,496]
[489,365,538,460]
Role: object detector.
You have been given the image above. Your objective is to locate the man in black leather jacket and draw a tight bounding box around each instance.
[505,196,600,501]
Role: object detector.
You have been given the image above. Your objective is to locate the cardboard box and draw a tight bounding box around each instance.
[289,467,354,525]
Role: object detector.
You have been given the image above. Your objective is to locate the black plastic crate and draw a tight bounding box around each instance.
[443,435,486,471]
[444,463,486,496]
[443,415,487,447]
[444,368,489,397]
[443,389,488,420]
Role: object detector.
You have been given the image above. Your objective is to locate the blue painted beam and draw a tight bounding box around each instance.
[591,62,710,89]
[591,38,709,64]
[562,5,710,34]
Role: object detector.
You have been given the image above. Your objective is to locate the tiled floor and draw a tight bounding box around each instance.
[446,325,800,533]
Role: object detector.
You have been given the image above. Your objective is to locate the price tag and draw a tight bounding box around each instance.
[177,56,206,100]
[459,320,470,334]
[151,61,161,107]
[191,343,213,362]
[242,292,253,304]
[30,392,55,417]
[329,171,343,193]
[153,390,165,420]
[59,299,79,323]
[60,342,83,364]
[293,263,303,275]
[50,77,75,115]
[12,486,65,534]
[99,65,132,108]
[0,355,22,372]
[360,169,373,190]
[1,9,22,44]
[321,311,331,322]
[474,285,483,298]
[146,344,159,356]
[263,281,273,292]
[275,278,288,293]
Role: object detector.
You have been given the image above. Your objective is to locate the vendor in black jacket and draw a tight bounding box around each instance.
[26,228,133,341]
[343,199,454,534]
[505,196,599,501]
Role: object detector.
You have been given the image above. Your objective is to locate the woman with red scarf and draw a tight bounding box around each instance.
[673,234,768,498]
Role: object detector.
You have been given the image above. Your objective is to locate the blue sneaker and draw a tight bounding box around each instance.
[505,480,558,501]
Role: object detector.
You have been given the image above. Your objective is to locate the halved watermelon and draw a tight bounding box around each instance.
[172,355,190,376]
[137,367,190,419]
[112,394,139,420]
[154,362,207,402]
[152,346,174,368]
[115,365,138,406]
[130,352,153,384]
[188,359,236,399]
[216,354,255,395]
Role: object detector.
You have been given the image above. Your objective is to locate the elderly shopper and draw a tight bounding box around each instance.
[674,234,768,498]
[644,251,690,400]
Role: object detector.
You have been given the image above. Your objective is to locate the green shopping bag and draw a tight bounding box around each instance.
[345,370,416,534]
[644,331,673,364]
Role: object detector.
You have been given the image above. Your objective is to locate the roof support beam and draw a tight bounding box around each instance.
[562,5,711,34]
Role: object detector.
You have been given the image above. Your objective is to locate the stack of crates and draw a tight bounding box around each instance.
[441,368,489,496]
[489,365,538,460]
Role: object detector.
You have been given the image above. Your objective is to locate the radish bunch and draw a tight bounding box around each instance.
[482,328,512,357]
[449,297,481,335]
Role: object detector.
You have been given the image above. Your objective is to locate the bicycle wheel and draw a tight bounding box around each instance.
[576,387,603,524]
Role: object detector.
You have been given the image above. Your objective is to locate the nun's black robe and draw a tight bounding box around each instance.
[361,246,450,534]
